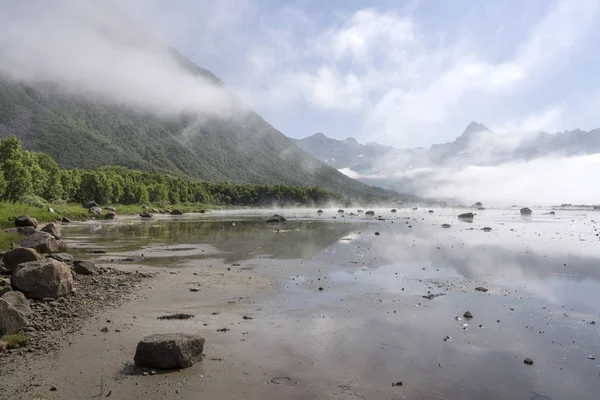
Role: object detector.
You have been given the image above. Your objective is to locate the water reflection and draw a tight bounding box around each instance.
[65,219,357,262]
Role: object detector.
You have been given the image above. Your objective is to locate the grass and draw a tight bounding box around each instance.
[0,201,222,250]
[2,333,28,349]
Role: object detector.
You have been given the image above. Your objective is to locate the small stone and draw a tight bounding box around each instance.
[474,287,488,293]
[101,327,109,332]
[189,288,200,292]
[50,387,57,392]
[318,287,324,291]
[374,232,380,236]
[463,311,473,319]
[391,382,403,387]
[524,358,534,366]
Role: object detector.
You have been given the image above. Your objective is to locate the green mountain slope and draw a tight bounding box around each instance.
[0,56,394,201]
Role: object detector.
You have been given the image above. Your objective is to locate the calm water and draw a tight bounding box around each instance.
[63,208,600,399]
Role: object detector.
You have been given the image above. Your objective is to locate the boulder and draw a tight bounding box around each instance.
[199,210,206,214]
[152,208,160,213]
[10,259,74,300]
[139,212,153,218]
[105,206,116,212]
[171,209,183,216]
[458,212,474,219]
[88,206,102,214]
[365,211,375,216]
[142,205,148,209]
[317,209,323,214]
[0,298,27,335]
[40,223,61,239]
[266,214,286,224]
[2,291,32,317]
[2,248,43,272]
[134,333,205,369]
[59,217,71,224]
[14,215,37,228]
[73,260,99,275]
[105,212,116,220]
[442,224,451,228]
[391,209,397,213]
[337,209,344,213]
[3,226,37,236]
[19,232,62,254]
[520,207,533,215]
[83,201,99,209]
[49,253,74,264]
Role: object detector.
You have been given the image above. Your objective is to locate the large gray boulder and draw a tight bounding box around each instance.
[458,212,475,219]
[40,223,61,239]
[0,298,27,335]
[170,209,183,216]
[14,215,37,228]
[10,259,74,300]
[49,253,75,264]
[2,291,32,317]
[2,248,43,272]
[73,260,99,275]
[18,232,62,254]
[134,333,205,369]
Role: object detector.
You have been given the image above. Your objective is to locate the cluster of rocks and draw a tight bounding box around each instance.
[0,216,153,361]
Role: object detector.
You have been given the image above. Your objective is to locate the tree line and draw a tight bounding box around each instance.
[0,136,341,206]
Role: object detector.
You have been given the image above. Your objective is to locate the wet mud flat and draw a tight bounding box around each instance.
[2,208,600,399]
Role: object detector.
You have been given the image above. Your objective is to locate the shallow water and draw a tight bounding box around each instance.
[62,208,600,399]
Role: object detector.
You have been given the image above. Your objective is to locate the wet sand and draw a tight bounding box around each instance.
[3,208,600,399]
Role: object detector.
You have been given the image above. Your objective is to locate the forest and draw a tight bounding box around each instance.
[0,136,341,207]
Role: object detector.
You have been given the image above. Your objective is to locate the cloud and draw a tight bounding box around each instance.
[0,0,243,118]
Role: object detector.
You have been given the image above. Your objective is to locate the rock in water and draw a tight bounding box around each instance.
[482,227,492,232]
[391,209,397,213]
[317,209,323,214]
[40,223,61,239]
[139,212,153,219]
[105,206,116,212]
[0,298,28,335]
[105,212,116,220]
[2,248,43,272]
[365,211,375,216]
[73,260,99,275]
[18,232,62,254]
[134,333,205,369]
[59,217,71,224]
[49,253,74,264]
[2,291,32,317]
[441,224,451,228]
[88,206,102,215]
[520,207,532,215]
[14,215,37,228]
[10,259,74,300]
[458,212,474,220]
[82,201,99,209]
[171,209,183,216]
[266,214,286,224]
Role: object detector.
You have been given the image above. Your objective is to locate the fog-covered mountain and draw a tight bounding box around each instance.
[293,122,600,199]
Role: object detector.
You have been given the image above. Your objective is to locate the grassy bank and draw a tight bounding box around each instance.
[0,201,218,250]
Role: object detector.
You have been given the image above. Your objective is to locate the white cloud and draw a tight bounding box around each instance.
[0,0,244,118]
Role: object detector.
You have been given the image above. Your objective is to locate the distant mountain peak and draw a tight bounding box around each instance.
[462,121,491,137]
[343,137,358,144]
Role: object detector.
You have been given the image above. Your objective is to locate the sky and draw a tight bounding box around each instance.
[123,0,600,148]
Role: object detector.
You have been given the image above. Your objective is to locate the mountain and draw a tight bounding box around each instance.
[294,122,600,195]
[0,55,398,202]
